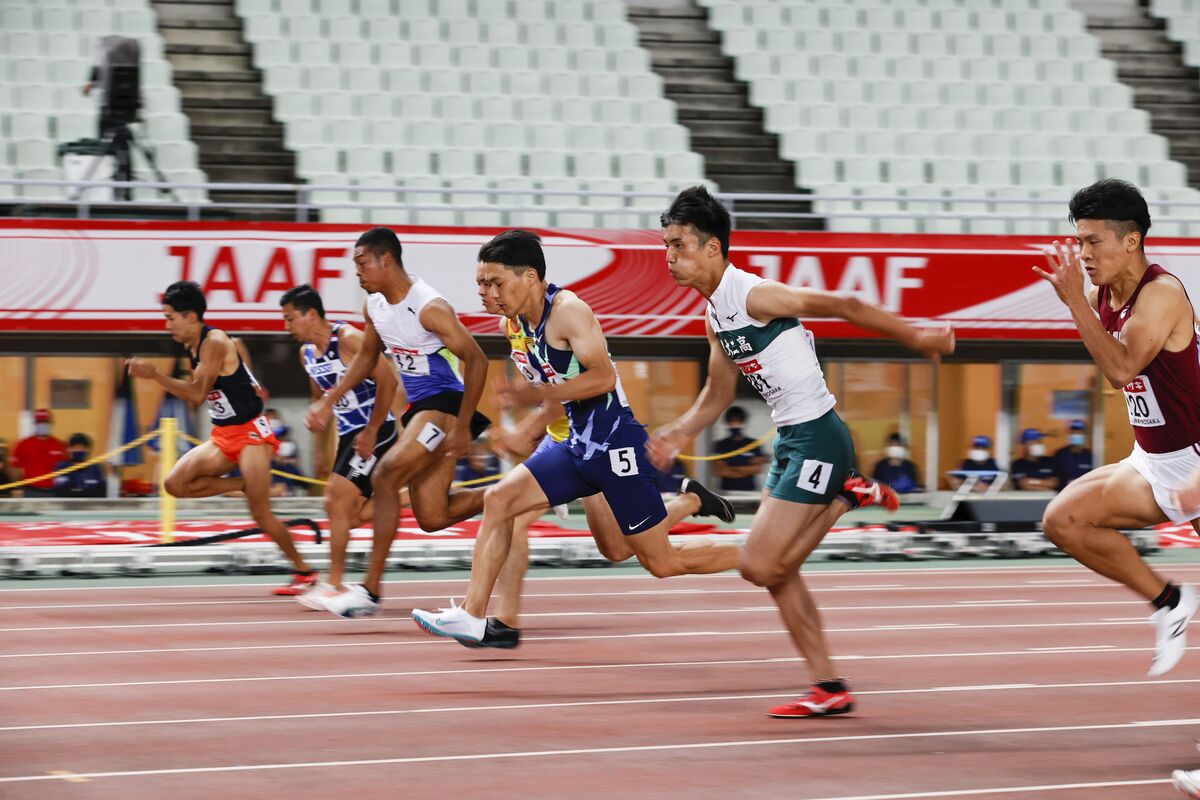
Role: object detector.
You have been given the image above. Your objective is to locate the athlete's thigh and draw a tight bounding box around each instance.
[169,440,234,481]
[744,496,834,574]
[1047,461,1166,529]
[375,409,452,480]
[407,454,458,515]
[581,493,630,557]
[236,443,277,504]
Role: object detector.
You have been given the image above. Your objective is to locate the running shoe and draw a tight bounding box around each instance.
[1150,584,1199,677]
[296,581,337,611]
[458,618,521,649]
[412,600,485,642]
[839,472,900,512]
[767,684,855,718]
[681,478,736,523]
[552,503,570,520]
[272,571,319,596]
[324,584,381,618]
[1174,768,1200,798]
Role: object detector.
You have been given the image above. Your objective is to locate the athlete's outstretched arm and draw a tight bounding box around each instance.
[306,303,384,431]
[745,281,954,361]
[647,317,739,470]
[419,298,487,460]
[126,332,225,404]
[1035,241,1189,388]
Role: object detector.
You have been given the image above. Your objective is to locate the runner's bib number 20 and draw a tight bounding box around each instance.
[1124,375,1165,427]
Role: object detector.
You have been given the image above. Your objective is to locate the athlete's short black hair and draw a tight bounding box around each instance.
[279,284,325,318]
[355,226,404,266]
[1068,179,1151,249]
[660,185,732,259]
[477,229,546,281]
[162,280,206,320]
[725,406,747,425]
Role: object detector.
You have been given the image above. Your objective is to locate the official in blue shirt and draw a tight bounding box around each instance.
[52,433,106,498]
[871,432,920,493]
[1053,419,1094,486]
[949,434,1000,491]
[1010,428,1059,491]
[711,406,767,492]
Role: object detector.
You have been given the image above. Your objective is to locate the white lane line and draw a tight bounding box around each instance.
[1027,645,1118,652]
[2,677,1194,734]
[955,599,1033,605]
[0,602,1155,634]
[2,563,1190,593]
[797,778,1168,800]
[0,719,1191,784]
[0,584,1141,610]
[1026,579,1097,585]
[0,645,1184,692]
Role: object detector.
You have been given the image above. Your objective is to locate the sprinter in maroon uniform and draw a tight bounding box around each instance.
[1035,179,1199,678]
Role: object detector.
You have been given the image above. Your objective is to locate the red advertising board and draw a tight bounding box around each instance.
[2,219,1197,339]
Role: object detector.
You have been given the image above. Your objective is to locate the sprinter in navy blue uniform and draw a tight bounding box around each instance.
[280,284,399,609]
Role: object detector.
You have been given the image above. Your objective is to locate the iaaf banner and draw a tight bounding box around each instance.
[2,219,1198,339]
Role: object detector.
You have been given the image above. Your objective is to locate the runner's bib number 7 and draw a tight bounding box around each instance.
[1124,375,1165,427]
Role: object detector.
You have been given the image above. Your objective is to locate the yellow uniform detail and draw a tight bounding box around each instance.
[506,317,569,442]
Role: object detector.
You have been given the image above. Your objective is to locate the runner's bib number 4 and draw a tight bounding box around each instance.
[1124,375,1165,427]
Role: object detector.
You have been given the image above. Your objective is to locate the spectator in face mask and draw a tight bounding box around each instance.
[270,422,304,497]
[711,406,767,492]
[1010,428,1059,491]
[948,435,1000,491]
[11,409,68,497]
[1053,419,1094,486]
[871,432,920,493]
[52,433,107,498]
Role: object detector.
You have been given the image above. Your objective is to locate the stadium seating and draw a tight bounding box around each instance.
[1154,0,1200,67]
[700,0,1200,235]
[237,0,706,225]
[0,0,208,203]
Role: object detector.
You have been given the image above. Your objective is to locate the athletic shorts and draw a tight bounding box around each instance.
[211,414,279,463]
[1121,441,1200,523]
[764,408,855,504]
[401,391,491,442]
[331,419,399,498]
[523,423,666,535]
[531,432,560,458]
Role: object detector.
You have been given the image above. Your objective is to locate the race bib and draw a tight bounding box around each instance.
[252,415,273,438]
[347,452,376,477]
[391,348,430,376]
[205,389,236,420]
[510,351,541,384]
[333,391,361,412]
[1124,374,1165,427]
[736,357,781,402]
[418,422,446,452]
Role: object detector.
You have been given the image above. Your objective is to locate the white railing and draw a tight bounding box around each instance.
[3,177,1200,228]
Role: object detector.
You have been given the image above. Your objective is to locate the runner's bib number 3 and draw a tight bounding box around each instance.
[1124,375,1165,427]
[206,389,236,420]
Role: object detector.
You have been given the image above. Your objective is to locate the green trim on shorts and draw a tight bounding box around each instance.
[763,408,855,504]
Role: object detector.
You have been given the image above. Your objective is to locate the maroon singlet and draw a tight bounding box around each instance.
[1097,263,1200,454]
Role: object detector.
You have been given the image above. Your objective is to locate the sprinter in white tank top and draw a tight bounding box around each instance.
[304,227,492,619]
[650,187,954,719]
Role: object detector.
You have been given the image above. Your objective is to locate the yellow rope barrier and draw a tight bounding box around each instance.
[0,428,162,492]
[677,429,775,462]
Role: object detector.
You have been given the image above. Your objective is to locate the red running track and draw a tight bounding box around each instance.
[2,564,1200,799]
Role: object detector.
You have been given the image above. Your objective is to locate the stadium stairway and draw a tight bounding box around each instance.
[1075,0,1200,187]
[149,0,298,216]
[625,2,821,230]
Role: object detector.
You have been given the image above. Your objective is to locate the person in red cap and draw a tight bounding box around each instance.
[11,410,68,497]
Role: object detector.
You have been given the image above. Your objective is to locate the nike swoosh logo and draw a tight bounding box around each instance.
[802,696,846,712]
[627,515,652,530]
[1172,619,1188,638]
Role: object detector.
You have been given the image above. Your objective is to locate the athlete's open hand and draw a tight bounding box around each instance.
[305,398,333,432]
[491,425,537,460]
[353,426,377,460]
[124,358,158,379]
[494,376,543,409]
[912,323,955,363]
[1033,240,1087,306]
[647,427,689,473]
[1172,469,1200,516]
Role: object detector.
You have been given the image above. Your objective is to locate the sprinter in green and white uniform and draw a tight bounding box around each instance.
[651,186,955,720]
